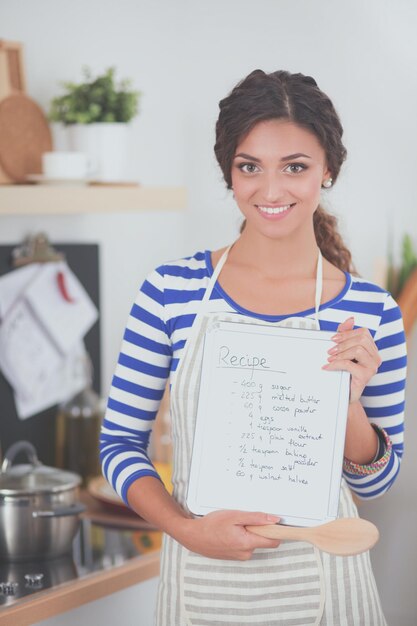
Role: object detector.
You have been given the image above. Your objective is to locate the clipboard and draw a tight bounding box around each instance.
[187,319,350,527]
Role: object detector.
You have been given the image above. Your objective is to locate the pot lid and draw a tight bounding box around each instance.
[0,441,81,496]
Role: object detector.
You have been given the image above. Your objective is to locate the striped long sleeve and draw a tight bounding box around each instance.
[343,292,406,499]
[100,268,172,505]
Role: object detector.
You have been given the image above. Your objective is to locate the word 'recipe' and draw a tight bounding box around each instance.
[218,345,270,372]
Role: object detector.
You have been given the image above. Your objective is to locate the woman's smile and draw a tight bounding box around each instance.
[255,203,295,219]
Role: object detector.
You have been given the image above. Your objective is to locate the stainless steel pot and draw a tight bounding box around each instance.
[0,441,85,562]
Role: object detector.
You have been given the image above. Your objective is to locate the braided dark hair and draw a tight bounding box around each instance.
[214,69,355,273]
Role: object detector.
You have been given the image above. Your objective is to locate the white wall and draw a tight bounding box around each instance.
[1,1,416,624]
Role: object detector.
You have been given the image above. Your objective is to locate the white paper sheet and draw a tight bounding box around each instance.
[0,297,62,399]
[0,263,41,318]
[25,261,98,355]
[13,341,89,419]
[187,320,350,527]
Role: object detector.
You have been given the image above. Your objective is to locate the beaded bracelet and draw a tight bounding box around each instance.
[343,425,392,476]
[370,423,386,463]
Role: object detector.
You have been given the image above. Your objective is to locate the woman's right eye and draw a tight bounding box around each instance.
[237,162,259,174]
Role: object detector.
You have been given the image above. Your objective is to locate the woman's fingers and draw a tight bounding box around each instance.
[236,512,281,551]
[323,358,364,377]
[326,319,382,403]
[336,317,355,333]
[244,531,281,551]
[330,324,381,369]
[231,510,280,526]
[224,510,282,550]
[327,345,378,371]
[323,358,374,403]
[330,333,379,361]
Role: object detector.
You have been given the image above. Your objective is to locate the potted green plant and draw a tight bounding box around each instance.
[386,233,417,335]
[49,67,141,182]
[386,234,417,299]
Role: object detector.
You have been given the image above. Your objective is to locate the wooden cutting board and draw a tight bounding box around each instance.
[0,39,26,99]
[80,489,156,530]
[0,93,52,182]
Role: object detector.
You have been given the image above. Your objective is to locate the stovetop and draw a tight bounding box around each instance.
[0,519,161,607]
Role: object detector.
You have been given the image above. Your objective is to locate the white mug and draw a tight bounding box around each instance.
[42,151,95,180]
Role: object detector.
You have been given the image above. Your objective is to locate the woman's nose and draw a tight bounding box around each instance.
[262,173,287,202]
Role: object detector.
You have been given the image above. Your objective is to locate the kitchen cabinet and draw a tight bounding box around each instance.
[0,185,187,215]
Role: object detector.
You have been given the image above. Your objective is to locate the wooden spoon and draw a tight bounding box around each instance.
[246,517,379,556]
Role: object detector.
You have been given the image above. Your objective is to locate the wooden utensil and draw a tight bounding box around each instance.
[0,93,52,182]
[246,517,379,556]
[80,489,155,530]
[0,39,26,99]
[0,39,27,184]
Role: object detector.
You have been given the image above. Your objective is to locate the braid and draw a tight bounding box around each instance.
[314,206,356,273]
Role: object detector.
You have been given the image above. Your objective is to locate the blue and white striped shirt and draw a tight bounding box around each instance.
[100,250,406,505]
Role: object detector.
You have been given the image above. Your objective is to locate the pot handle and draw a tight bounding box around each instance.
[32,503,86,518]
[1,440,41,473]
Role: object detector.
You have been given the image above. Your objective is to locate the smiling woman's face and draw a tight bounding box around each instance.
[231,119,330,241]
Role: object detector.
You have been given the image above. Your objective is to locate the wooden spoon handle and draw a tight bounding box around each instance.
[246,518,379,556]
[246,524,309,542]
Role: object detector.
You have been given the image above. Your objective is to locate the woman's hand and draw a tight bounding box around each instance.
[323,317,382,403]
[177,509,281,561]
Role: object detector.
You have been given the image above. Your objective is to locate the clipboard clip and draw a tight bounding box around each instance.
[11,233,75,303]
[11,233,64,267]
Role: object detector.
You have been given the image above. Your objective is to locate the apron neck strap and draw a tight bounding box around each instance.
[202,245,232,304]
[204,244,323,323]
[314,249,323,325]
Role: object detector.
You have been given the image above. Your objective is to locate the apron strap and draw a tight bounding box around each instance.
[204,245,323,323]
[201,245,232,305]
[314,249,323,327]
[181,246,233,360]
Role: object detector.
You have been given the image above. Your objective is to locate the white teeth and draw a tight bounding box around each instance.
[257,205,291,215]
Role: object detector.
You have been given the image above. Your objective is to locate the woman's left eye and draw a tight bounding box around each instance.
[284,163,307,174]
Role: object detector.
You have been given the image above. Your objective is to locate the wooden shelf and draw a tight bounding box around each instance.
[0,185,187,215]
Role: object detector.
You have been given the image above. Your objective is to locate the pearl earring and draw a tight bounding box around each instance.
[322,178,333,188]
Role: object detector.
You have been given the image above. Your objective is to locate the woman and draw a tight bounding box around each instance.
[101,70,406,625]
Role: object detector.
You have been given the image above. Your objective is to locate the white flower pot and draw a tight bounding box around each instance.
[68,123,129,182]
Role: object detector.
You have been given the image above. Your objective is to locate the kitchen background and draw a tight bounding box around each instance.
[1,0,416,625]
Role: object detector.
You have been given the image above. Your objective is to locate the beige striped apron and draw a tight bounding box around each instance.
[155,246,387,626]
